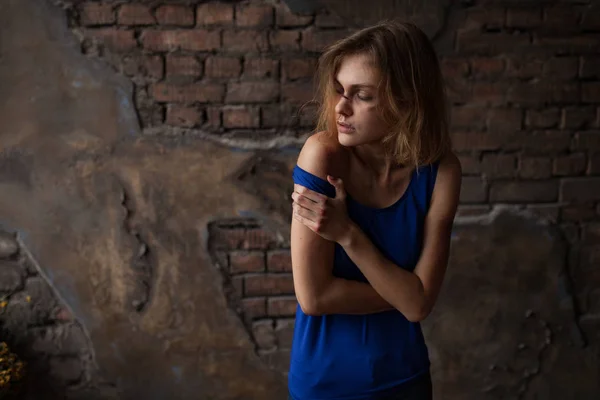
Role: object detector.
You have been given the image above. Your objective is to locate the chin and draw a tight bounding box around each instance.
[337,131,363,147]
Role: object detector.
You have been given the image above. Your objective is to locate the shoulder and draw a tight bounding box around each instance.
[430,151,462,221]
[297,131,349,181]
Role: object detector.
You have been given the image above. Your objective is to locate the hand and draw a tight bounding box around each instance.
[291,175,353,244]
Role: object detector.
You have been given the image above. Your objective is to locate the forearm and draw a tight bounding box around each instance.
[341,224,427,321]
[314,277,394,315]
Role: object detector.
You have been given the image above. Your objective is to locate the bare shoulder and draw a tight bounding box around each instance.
[431,151,462,221]
[297,131,348,180]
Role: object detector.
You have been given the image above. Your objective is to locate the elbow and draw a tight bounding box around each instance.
[298,296,325,316]
[405,304,431,323]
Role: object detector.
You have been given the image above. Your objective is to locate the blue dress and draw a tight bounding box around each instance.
[288,162,439,400]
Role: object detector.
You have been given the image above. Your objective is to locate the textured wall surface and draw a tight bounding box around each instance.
[0,0,598,399]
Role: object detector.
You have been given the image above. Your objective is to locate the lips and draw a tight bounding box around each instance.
[337,121,354,129]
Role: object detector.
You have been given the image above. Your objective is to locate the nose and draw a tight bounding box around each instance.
[334,94,353,117]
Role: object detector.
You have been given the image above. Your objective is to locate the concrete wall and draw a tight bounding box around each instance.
[0,0,598,398]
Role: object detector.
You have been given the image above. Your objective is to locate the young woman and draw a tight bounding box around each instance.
[288,21,462,400]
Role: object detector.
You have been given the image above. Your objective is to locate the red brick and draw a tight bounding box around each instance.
[79,3,115,26]
[236,4,274,27]
[452,132,502,152]
[490,181,558,203]
[562,107,596,130]
[252,320,276,349]
[206,107,221,128]
[482,153,517,178]
[122,55,163,79]
[197,2,234,26]
[506,7,541,28]
[560,177,600,202]
[441,58,469,79]
[465,7,505,30]
[276,4,313,27]
[223,106,260,128]
[166,55,202,80]
[543,57,578,80]
[582,83,600,104]
[582,5,600,30]
[140,29,220,52]
[543,5,580,31]
[302,28,348,52]
[223,30,269,52]
[226,82,280,103]
[471,82,506,105]
[487,108,523,134]
[270,30,301,52]
[230,251,265,274]
[535,35,598,55]
[506,56,543,79]
[553,153,587,176]
[459,177,488,203]
[282,82,314,105]
[268,296,298,317]
[260,104,297,128]
[589,153,600,175]
[449,106,486,130]
[282,57,316,80]
[244,57,279,79]
[151,83,224,103]
[245,274,294,296]
[519,157,552,179]
[561,204,597,222]
[155,5,194,26]
[574,131,600,151]
[470,58,504,79]
[267,250,292,272]
[526,109,560,129]
[580,56,600,79]
[275,319,295,348]
[165,105,203,128]
[243,228,278,250]
[508,81,579,105]
[85,28,136,52]
[457,30,529,55]
[205,56,242,78]
[232,276,244,297]
[117,4,155,26]
[517,131,571,154]
[315,11,344,28]
[241,297,266,321]
[211,227,244,249]
[457,154,481,175]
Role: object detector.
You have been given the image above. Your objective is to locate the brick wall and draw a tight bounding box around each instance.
[64,0,600,371]
[208,219,295,371]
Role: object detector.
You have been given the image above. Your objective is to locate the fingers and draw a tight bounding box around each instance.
[292,195,320,217]
[293,184,327,204]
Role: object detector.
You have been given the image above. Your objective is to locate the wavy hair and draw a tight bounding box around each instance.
[310,20,451,167]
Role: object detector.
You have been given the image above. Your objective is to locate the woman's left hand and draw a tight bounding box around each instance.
[291,176,353,244]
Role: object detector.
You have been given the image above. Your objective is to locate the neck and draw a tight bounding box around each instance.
[352,143,402,182]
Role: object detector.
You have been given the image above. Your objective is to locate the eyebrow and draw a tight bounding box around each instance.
[333,79,376,90]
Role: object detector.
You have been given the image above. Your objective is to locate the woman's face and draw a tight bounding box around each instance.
[333,53,389,148]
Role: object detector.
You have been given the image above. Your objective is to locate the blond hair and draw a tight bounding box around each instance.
[310,20,451,167]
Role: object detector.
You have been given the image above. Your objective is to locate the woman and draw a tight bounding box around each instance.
[288,20,462,400]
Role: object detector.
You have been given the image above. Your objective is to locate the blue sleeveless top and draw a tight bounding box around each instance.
[288,162,439,400]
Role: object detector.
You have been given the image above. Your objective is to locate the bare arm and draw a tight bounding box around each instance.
[338,152,462,322]
[291,134,393,316]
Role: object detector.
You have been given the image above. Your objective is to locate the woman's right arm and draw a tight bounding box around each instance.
[291,134,393,316]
